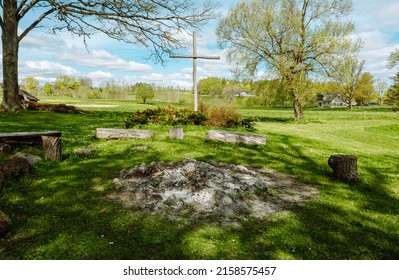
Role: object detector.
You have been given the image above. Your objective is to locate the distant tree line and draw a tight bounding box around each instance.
[197,74,382,108]
[17,75,186,103]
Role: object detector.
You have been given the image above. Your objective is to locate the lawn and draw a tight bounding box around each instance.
[0,100,398,260]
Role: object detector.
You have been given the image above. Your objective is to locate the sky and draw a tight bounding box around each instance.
[3,0,399,89]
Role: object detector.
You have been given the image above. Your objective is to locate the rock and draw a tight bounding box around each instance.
[0,144,13,155]
[0,157,31,176]
[74,147,97,156]
[12,153,42,165]
[0,210,12,236]
[134,146,148,152]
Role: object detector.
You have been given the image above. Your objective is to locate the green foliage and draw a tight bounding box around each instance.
[125,105,257,131]
[387,73,399,109]
[133,83,155,104]
[125,106,207,127]
[42,83,54,96]
[22,76,39,94]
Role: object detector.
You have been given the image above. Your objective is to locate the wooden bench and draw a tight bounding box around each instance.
[206,130,266,145]
[0,131,62,161]
[96,128,153,139]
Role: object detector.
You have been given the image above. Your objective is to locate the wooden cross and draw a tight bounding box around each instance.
[170,32,220,111]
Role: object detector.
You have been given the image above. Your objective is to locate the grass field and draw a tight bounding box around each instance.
[0,98,398,259]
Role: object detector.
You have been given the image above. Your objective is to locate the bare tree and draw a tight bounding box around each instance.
[217,0,358,119]
[325,55,365,109]
[0,0,216,111]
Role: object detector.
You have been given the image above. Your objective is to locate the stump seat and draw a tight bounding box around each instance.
[0,131,62,161]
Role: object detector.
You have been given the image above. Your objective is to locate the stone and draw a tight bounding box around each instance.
[206,130,266,145]
[0,157,31,176]
[12,153,42,165]
[134,146,148,152]
[0,210,12,236]
[74,147,97,156]
[0,144,13,155]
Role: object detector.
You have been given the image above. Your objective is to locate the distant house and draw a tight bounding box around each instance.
[316,93,356,108]
[233,91,256,97]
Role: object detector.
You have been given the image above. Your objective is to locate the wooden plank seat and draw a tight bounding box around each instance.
[206,130,267,145]
[0,131,62,161]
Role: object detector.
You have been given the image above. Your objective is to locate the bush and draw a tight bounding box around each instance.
[125,106,207,128]
[124,105,256,131]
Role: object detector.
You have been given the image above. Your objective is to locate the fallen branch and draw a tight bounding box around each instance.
[27,102,95,115]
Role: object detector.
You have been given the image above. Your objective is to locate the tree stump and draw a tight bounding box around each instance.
[328,154,360,182]
[169,127,184,140]
[42,136,62,161]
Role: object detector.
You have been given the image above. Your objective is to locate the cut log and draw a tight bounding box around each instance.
[206,130,266,145]
[0,131,62,146]
[328,154,360,182]
[96,128,153,140]
[42,136,62,161]
[169,127,184,140]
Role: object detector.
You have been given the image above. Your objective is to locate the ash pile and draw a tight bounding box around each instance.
[109,159,318,224]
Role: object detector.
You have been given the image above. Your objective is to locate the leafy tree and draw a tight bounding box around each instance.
[217,0,358,119]
[54,75,80,96]
[325,55,365,109]
[355,72,376,105]
[133,83,155,104]
[0,0,216,111]
[22,76,39,94]
[386,74,399,108]
[42,82,54,96]
[198,77,224,96]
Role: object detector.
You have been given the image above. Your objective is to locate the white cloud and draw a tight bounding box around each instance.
[19,61,78,78]
[59,50,152,72]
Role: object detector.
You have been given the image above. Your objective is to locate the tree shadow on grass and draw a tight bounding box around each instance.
[2,119,399,259]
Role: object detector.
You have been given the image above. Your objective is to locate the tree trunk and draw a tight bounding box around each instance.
[328,154,360,182]
[42,136,62,161]
[293,93,303,120]
[2,0,21,111]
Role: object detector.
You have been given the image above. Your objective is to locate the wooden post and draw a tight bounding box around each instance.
[328,154,360,182]
[169,127,184,140]
[42,136,62,161]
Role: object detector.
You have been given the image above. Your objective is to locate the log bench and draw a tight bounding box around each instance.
[96,128,153,140]
[206,130,267,145]
[0,131,62,161]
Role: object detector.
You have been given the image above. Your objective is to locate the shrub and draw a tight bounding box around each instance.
[125,106,207,128]
[124,105,256,131]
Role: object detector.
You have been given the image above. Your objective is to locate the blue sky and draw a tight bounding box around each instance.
[5,0,399,88]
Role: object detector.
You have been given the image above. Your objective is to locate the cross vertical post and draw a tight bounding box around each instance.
[170,32,220,111]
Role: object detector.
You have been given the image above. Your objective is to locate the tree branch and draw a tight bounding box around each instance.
[18,7,56,41]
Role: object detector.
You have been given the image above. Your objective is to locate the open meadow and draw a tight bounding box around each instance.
[1,98,398,259]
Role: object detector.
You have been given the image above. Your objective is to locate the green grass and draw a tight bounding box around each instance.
[0,101,398,259]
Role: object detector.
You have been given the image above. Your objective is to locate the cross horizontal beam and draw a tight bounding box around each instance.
[170,55,220,60]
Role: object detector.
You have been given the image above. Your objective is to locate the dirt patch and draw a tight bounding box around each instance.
[108,159,319,225]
